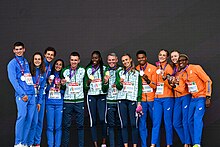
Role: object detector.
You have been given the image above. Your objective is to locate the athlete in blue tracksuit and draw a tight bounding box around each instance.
[61,52,85,147]
[34,47,56,146]
[7,42,35,147]
[45,59,64,147]
[84,51,107,147]
[27,52,47,146]
[102,53,123,147]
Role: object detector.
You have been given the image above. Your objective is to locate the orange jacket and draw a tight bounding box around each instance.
[136,62,157,102]
[185,64,212,98]
[173,69,190,97]
[154,62,174,98]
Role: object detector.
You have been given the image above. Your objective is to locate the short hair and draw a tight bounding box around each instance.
[179,54,189,60]
[136,50,146,56]
[107,52,117,58]
[70,52,80,58]
[14,42,24,48]
[44,47,56,57]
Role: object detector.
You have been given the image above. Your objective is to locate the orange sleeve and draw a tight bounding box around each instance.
[195,65,212,96]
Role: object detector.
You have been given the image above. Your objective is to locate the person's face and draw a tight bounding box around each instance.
[44,51,55,63]
[171,51,179,64]
[178,56,188,69]
[13,46,25,56]
[137,54,147,66]
[70,55,80,69]
[121,55,132,69]
[91,53,101,66]
[55,61,63,72]
[107,55,118,68]
[158,50,168,63]
[34,54,42,67]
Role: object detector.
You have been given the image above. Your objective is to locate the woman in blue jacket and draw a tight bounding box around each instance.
[45,59,65,147]
[27,52,46,146]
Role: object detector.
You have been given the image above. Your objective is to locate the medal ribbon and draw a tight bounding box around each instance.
[140,63,148,71]
[92,64,100,75]
[70,67,78,79]
[15,57,25,75]
[124,66,132,75]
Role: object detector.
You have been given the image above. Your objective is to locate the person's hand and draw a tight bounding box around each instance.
[104,75,110,84]
[206,96,211,108]
[37,104,41,112]
[48,78,53,85]
[22,95,28,102]
[61,79,66,85]
[142,74,149,81]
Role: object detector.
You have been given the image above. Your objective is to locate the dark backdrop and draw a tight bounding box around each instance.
[1,0,220,146]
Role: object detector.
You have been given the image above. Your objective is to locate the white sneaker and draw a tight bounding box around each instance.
[14,143,22,147]
[101,144,107,147]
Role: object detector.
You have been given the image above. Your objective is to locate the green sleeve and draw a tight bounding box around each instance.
[137,75,142,102]
[115,69,123,90]
[83,67,90,92]
[102,69,109,93]
[60,67,67,90]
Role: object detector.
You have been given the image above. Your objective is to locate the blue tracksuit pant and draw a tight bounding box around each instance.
[107,103,123,147]
[87,94,107,142]
[62,102,84,147]
[188,97,206,145]
[118,100,138,145]
[139,101,160,147]
[151,97,174,145]
[173,94,191,144]
[46,104,63,147]
[15,94,35,145]
[34,94,46,144]
[27,103,38,146]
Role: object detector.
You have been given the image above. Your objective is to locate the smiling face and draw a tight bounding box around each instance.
[137,53,147,66]
[91,53,101,66]
[107,55,118,68]
[121,55,132,69]
[70,55,80,69]
[33,54,42,67]
[44,51,55,63]
[178,56,188,70]
[54,60,63,72]
[171,51,180,64]
[158,50,168,63]
[13,46,25,57]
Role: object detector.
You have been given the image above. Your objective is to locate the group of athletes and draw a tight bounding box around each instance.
[8,41,212,147]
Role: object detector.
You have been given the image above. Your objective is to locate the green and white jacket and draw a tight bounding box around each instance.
[102,66,122,104]
[84,65,107,95]
[115,68,142,102]
[61,65,85,103]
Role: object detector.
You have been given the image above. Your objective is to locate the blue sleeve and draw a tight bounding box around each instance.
[7,60,26,98]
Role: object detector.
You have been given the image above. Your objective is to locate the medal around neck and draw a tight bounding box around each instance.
[156,69,161,75]
[49,75,55,80]
[20,75,25,81]
[140,70,144,76]
[105,71,110,76]
[89,75,94,80]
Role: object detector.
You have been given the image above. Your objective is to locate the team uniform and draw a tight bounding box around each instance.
[61,65,85,147]
[151,62,174,146]
[185,64,212,145]
[136,63,160,147]
[34,58,52,145]
[84,65,107,143]
[27,68,46,146]
[45,71,64,147]
[102,66,123,147]
[7,56,35,146]
[115,68,142,145]
[172,66,191,145]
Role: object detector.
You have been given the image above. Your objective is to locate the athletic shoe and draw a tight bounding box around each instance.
[193,144,201,147]
[101,144,107,147]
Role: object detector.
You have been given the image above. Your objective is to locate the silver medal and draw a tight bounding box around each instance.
[20,76,25,81]
[140,70,144,76]
[156,69,161,75]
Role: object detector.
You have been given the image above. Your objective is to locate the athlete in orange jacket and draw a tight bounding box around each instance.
[178,54,212,147]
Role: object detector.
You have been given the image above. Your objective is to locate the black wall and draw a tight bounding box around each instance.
[1,0,220,146]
